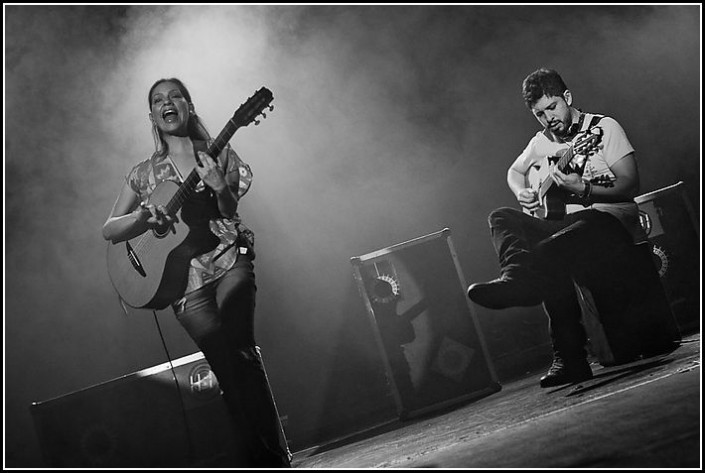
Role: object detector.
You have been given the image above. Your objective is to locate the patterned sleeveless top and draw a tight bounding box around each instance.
[126,141,254,294]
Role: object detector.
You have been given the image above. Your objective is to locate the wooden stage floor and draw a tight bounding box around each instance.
[291,333,701,469]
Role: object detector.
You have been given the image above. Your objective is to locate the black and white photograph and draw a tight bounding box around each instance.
[4,4,701,469]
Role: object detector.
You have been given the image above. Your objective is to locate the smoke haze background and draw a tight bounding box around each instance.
[4,5,700,466]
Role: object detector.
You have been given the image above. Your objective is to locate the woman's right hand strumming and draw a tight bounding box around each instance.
[102,183,174,243]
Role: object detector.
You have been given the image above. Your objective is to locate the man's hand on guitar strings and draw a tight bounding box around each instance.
[549,167,583,194]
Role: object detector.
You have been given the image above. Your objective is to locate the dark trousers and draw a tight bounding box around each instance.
[173,254,289,467]
[487,207,636,361]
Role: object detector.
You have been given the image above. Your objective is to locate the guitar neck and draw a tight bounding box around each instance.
[207,117,241,161]
[165,118,243,216]
[538,146,574,196]
[555,146,575,173]
[164,170,200,216]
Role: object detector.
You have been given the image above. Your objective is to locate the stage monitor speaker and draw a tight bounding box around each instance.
[635,181,700,334]
[30,351,290,468]
[351,228,501,420]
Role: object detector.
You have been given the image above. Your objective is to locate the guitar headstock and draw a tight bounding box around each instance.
[573,126,603,157]
[231,87,274,128]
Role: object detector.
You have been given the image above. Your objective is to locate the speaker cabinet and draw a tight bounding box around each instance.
[30,351,290,467]
[635,181,700,333]
[351,228,501,420]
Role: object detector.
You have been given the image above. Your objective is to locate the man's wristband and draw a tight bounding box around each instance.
[577,179,592,204]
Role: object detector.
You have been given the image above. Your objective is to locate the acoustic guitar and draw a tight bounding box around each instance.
[525,126,603,220]
[107,87,273,309]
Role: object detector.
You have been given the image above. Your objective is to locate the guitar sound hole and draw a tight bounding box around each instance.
[152,224,172,238]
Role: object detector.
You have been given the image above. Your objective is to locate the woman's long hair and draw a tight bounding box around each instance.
[148,78,212,155]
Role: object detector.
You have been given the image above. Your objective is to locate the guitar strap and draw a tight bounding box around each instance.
[572,113,605,176]
[582,113,605,132]
[192,139,209,166]
[567,112,587,137]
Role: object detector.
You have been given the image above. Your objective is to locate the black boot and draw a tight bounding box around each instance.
[231,347,292,468]
[539,355,593,388]
[468,275,545,309]
[470,208,549,309]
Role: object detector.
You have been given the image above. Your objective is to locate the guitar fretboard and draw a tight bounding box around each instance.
[539,145,576,196]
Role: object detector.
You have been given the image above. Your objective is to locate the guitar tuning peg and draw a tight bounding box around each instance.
[268,105,274,112]
[254,119,260,125]
[261,112,267,119]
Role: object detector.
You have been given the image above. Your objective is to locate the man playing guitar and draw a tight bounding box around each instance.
[467,68,648,388]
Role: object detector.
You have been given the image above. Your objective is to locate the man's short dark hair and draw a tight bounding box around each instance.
[522,68,568,108]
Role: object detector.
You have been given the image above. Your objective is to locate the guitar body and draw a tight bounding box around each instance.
[536,185,567,220]
[526,157,567,220]
[107,181,201,309]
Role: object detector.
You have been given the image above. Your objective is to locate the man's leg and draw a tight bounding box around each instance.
[468,207,560,309]
[539,285,593,387]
